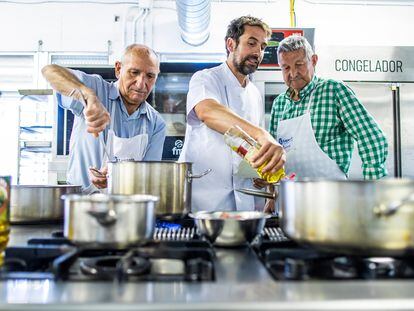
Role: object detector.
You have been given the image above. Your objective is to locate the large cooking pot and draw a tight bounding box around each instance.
[11,185,82,223]
[279,179,414,255]
[107,161,211,217]
[62,193,158,246]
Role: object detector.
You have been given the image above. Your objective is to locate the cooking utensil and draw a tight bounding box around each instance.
[62,193,158,246]
[279,178,414,255]
[236,188,277,200]
[73,88,112,161]
[108,161,211,218]
[89,167,106,178]
[10,185,82,223]
[190,211,270,247]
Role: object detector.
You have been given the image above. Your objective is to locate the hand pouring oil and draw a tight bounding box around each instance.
[224,125,285,183]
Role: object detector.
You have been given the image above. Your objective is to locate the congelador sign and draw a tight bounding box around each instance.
[317,46,414,82]
[335,59,402,73]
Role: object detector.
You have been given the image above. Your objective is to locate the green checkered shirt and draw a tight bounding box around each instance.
[269,75,388,179]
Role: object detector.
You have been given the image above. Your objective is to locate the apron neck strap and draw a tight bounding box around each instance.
[110,101,116,131]
[305,82,320,113]
[111,99,149,135]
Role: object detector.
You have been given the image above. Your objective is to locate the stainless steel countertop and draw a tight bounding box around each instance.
[1,225,414,310]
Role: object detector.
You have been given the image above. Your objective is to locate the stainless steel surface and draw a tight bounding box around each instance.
[10,185,82,222]
[345,82,395,178]
[280,179,414,254]
[62,193,157,245]
[18,89,53,96]
[317,46,414,82]
[4,225,414,310]
[236,188,276,199]
[191,211,270,246]
[108,161,210,216]
[401,83,414,178]
[374,192,414,216]
[150,258,185,275]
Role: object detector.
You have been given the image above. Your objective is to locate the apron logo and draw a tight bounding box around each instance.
[172,140,183,156]
[278,137,293,150]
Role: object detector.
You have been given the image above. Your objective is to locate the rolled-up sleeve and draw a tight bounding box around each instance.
[56,70,108,116]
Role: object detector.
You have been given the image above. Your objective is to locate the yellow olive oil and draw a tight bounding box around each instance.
[0,176,11,266]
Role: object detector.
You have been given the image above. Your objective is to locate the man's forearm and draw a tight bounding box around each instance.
[194,99,266,140]
[41,64,93,100]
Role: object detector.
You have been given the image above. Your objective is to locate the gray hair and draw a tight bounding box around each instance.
[277,35,314,61]
[122,44,159,66]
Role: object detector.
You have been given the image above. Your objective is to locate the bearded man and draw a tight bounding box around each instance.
[179,16,285,212]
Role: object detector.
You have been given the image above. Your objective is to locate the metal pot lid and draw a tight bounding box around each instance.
[12,184,82,189]
[61,193,159,203]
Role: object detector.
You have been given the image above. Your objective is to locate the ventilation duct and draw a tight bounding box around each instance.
[175,0,211,46]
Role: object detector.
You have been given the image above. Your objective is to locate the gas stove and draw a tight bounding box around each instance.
[254,232,414,281]
[0,219,215,282]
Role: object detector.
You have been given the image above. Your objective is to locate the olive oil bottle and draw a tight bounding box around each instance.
[0,176,10,266]
[224,125,285,183]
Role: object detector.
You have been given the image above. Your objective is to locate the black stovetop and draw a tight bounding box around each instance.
[253,239,414,281]
[1,238,215,282]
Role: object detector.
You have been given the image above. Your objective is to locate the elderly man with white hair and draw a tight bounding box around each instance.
[269,35,388,180]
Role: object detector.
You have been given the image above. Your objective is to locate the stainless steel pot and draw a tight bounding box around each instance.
[10,185,82,223]
[108,161,211,217]
[62,193,158,246]
[279,179,414,255]
[190,211,270,247]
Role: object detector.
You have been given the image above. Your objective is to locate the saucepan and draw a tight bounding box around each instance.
[62,193,158,246]
[190,211,270,247]
[279,178,414,255]
[10,185,82,223]
[108,161,211,218]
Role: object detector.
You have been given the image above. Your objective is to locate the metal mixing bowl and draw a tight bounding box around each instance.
[190,211,270,247]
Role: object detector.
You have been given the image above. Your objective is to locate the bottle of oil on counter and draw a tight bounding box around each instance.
[0,176,10,266]
[223,125,285,183]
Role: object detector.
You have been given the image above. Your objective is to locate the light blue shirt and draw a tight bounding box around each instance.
[57,70,166,191]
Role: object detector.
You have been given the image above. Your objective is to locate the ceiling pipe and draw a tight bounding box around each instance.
[141,8,151,45]
[123,7,144,47]
[134,8,150,43]
[175,0,211,46]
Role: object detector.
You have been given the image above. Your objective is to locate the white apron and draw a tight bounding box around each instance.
[83,101,149,194]
[107,101,149,162]
[276,85,347,180]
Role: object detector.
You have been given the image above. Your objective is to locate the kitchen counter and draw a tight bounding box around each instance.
[1,225,414,310]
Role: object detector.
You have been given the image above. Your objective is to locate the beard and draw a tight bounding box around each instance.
[233,54,260,75]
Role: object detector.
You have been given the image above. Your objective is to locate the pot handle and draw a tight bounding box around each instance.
[187,169,212,182]
[87,202,118,226]
[373,192,414,217]
[236,188,276,200]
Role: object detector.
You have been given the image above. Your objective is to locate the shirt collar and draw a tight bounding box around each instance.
[222,62,250,88]
[285,75,319,100]
[111,81,149,119]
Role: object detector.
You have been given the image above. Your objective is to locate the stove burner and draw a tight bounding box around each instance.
[362,257,398,278]
[255,238,414,281]
[80,255,151,278]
